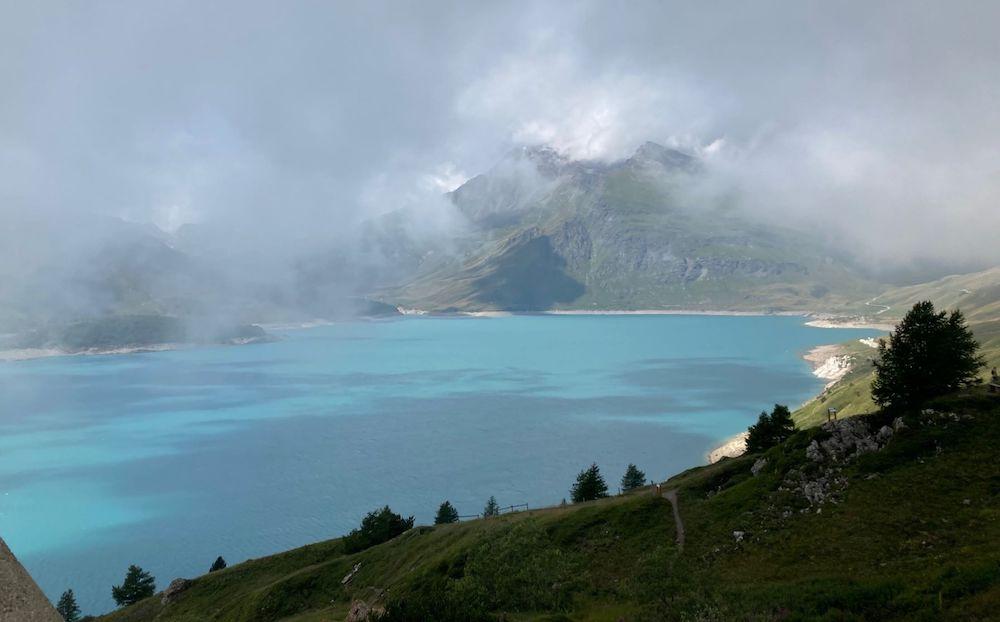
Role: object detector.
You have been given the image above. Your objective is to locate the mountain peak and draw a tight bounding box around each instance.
[630,141,697,171]
[508,144,570,177]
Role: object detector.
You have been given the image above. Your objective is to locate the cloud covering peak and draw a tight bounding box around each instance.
[2,1,999,270]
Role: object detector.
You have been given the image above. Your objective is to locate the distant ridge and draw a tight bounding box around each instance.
[0,537,60,622]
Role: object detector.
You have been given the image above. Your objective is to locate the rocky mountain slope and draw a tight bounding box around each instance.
[384,143,880,312]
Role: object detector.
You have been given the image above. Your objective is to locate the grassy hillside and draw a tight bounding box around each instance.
[876,267,1000,323]
[99,390,1000,621]
[795,267,1000,427]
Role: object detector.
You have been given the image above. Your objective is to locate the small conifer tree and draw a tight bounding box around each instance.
[483,496,500,517]
[872,301,984,410]
[56,589,81,622]
[111,565,155,607]
[434,500,460,524]
[342,506,414,553]
[620,463,647,492]
[571,463,609,503]
[746,404,795,452]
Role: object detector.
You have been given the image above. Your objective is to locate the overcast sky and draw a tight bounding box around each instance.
[2,1,999,268]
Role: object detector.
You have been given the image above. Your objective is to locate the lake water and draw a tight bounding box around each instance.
[0,315,878,614]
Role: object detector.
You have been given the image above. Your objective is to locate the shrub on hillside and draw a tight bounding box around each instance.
[343,506,414,554]
[111,565,155,607]
[746,404,795,453]
[571,463,609,503]
[209,556,227,572]
[376,590,491,622]
[872,301,984,410]
[435,500,459,524]
[620,463,647,492]
[449,522,576,612]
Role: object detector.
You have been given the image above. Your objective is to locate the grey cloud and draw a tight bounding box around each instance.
[2,1,998,288]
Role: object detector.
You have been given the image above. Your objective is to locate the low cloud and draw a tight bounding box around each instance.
[1,0,998,309]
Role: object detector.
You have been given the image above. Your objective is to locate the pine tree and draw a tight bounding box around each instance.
[482,495,500,518]
[620,463,647,492]
[56,589,81,622]
[746,404,795,452]
[434,500,460,524]
[209,556,227,572]
[872,301,984,410]
[570,463,609,503]
[111,565,156,607]
[343,506,415,553]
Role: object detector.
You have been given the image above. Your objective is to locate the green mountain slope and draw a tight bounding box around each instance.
[795,266,1000,427]
[876,267,1000,324]
[386,143,879,312]
[98,390,1000,622]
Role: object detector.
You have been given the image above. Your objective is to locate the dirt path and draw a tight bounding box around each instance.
[660,489,685,550]
[865,295,891,315]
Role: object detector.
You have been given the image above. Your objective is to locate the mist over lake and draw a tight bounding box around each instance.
[0,315,878,613]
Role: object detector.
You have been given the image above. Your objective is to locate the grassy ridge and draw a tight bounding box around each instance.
[795,267,1000,427]
[99,391,1000,621]
[876,267,1000,324]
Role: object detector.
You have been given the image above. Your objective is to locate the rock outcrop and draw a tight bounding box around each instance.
[782,417,897,508]
[0,538,61,622]
[346,598,385,622]
[161,578,192,604]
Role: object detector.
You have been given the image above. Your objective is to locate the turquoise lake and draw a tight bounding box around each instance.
[0,315,879,613]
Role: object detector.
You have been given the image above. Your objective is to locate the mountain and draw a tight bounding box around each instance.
[382,142,880,312]
[0,214,399,346]
[96,389,1000,621]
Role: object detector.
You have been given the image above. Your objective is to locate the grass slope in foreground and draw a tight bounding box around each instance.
[100,390,1000,621]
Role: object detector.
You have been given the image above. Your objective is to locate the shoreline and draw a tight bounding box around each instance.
[409,307,895,330]
[0,335,277,363]
[804,318,895,331]
[542,309,802,317]
[0,343,185,362]
[705,334,885,463]
[803,343,854,388]
[707,431,749,463]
